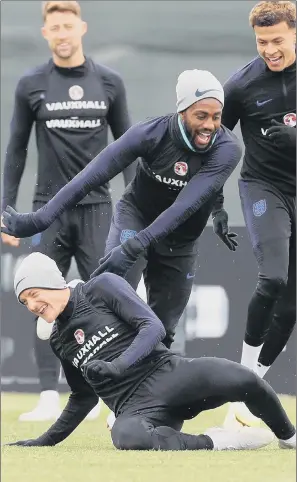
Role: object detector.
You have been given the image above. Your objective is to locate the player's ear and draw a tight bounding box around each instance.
[81,21,88,37]
[41,26,48,41]
[179,111,185,122]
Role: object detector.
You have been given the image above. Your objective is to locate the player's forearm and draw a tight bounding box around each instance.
[33,141,135,230]
[115,319,166,371]
[2,79,34,211]
[41,392,98,445]
[137,170,233,247]
[136,143,241,248]
[95,274,166,370]
[122,162,137,186]
[1,128,143,238]
[2,149,27,210]
[211,188,225,214]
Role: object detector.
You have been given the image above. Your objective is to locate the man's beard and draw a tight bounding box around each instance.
[53,44,78,60]
[183,119,217,152]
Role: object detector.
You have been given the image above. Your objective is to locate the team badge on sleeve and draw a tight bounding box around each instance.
[74,329,85,345]
[174,162,188,176]
[120,229,137,244]
[253,199,267,217]
[283,113,296,127]
[31,233,42,247]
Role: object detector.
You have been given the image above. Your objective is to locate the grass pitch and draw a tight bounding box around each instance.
[1,393,296,482]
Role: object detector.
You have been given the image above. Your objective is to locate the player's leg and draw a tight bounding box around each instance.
[145,238,198,354]
[104,198,147,289]
[19,204,73,422]
[238,179,291,372]
[155,357,295,448]
[111,413,215,451]
[224,180,292,428]
[257,197,296,377]
[112,414,276,451]
[111,361,276,451]
[74,203,113,281]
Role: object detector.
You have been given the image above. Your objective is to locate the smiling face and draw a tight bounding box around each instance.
[19,287,70,323]
[180,98,223,149]
[254,21,296,71]
[41,9,87,65]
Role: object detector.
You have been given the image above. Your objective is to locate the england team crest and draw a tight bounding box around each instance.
[74,329,85,345]
[253,199,267,217]
[69,85,84,101]
[120,229,137,244]
[283,113,296,127]
[174,161,188,176]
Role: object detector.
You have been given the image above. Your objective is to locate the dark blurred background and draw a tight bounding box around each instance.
[1,1,295,394]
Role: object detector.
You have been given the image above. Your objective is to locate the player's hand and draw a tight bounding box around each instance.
[1,206,40,238]
[5,439,41,447]
[212,208,238,252]
[1,216,20,246]
[266,119,296,149]
[83,360,123,381]
[91,236,145,278]
[5,436,54,447]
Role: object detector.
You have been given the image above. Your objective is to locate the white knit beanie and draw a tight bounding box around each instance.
[176,69,224,112]
[14,253,67,301]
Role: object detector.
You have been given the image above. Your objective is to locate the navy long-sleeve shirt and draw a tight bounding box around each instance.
[2,57,135,210]
[35,273,171,446]
[13,114,242,246]
[222,56,296,195]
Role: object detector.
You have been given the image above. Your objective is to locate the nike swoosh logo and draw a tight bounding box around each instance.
[15,277,27,298]
[187,273,195,279]
[195,88,221,98]
[256,99,272,107]
[16,277,26,288]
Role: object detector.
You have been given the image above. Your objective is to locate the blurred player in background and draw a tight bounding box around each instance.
[1,0,136,422]
[218,1,296,426]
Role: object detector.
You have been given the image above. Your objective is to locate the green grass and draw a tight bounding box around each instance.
[1,393,296,482]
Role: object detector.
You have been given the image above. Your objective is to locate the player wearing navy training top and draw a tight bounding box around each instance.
[5,252,296,451]
[220,1,296,428]
[1,1,135,422]
[2,68,242,353]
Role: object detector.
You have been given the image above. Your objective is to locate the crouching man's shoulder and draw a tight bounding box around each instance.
[83,272,125,300]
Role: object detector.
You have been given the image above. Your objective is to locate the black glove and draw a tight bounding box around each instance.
[212,208,238,252]
[5,434,55,447]
[1,206,40,238]
[91,236,145,278]
[83,360,123,381]
[266,119,296,149]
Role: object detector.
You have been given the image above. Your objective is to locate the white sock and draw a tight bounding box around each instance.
[241,342,263,372]
[256,362,270,379]
[40,390,60,405]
